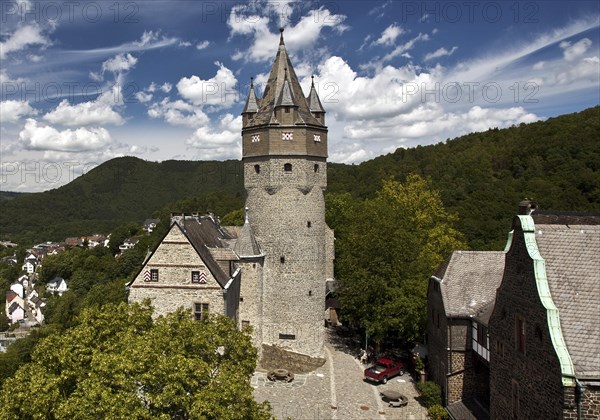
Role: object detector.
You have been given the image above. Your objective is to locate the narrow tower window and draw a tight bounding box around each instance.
[284,163,292,173]
[280,256,285,264]
[314,164,319,173]
[307,221,311,228]
[254,164,260,174]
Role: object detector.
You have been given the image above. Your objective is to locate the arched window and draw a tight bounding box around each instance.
[254,164,260,174]
[314,164,319,173]
[284,163,292,173]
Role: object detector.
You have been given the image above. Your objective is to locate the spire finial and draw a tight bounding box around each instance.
[250,77,254,88]
[311,75,315,87]
[279,27,285,45]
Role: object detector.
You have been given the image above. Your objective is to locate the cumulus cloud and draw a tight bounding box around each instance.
[374,24,404,46]
[555,56,599,84]
[560,38,592,61]
[228,4,347,62]
[19,119,112,152]
[160,82,172,93]
[185,114,242,160]
[135,91,153,103]
[424,46,458,61]
[0,100,37,124]
[43,87,125,126]
[102,53,138,73]
[0,24,50,59]
[148,98,209,127]
[177,62,238,108]
[196,40,210,50]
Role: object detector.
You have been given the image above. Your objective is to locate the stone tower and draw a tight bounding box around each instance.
[240,28,328,357]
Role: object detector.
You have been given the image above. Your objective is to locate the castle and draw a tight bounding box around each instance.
[128,29,334,358]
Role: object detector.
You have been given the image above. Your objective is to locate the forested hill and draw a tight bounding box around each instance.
[1,106,598,248]
[328,106,600,249]
[0,159,244,244]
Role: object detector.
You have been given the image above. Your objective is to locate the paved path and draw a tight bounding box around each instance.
[253,330,429,419]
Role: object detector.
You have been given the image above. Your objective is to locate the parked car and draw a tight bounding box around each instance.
[364,358,405,384]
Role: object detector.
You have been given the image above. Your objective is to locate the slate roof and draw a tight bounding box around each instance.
[433,251,505,318]
[242,81,260,114]
[246,29,323,128]
[233,218,262,258]
[533,220,600,378]
[179,216,234,288]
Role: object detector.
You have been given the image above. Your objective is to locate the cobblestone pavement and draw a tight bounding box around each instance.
[253,330,429,419]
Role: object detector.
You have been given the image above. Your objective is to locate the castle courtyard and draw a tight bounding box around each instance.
[252,330,429,420]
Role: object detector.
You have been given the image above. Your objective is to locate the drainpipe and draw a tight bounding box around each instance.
[575,378,585,420]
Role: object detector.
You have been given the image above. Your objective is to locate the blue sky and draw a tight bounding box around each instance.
[1,0,599,191]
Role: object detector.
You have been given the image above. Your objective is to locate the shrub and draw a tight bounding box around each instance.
[428,404,449,420]
[417,381,442,408]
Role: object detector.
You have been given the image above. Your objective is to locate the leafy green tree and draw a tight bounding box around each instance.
[336,175,467,345]
[0,302,271,420]
[221,208,245,226]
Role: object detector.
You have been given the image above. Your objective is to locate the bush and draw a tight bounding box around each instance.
[417,381,442,408]
[428,404,449,420]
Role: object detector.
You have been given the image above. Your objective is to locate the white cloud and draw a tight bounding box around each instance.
[27,54,43,62]
[185,114,242,159]
[160,82,172,93]
[0,100,37,124]
[43,87,125,126]
[177,62,238,108]
[196,40,210,50]
[533,61,545,70]
[19,119,112,152]
[378,32,430,65]
[148,98,209,127]
[179,41,192,47]
[560,38,592,61]
[0,24,50,59]
[101,53,138,73]
[374,24,404,46]
[555,56,599,84]
[228,4,347,62]
[135,91,153,103]
[424,46,458,61]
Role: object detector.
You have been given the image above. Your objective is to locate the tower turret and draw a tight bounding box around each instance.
[242,78,259,128]
[241,28,329,358]
[306,75,326,124]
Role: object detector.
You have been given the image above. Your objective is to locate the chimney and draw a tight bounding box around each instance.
[518,199,538,215]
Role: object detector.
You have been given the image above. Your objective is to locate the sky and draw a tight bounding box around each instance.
[0,0,598,192]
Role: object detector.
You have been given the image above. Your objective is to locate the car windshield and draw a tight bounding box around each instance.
[374,364,387,372]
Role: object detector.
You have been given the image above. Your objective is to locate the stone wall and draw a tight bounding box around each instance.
[427,278,449,402]
[128,223,229,320]
[563,385,600,419]
[489,221,565,419]
[238,258,264,350]
[245,168,326,358]
[260,344,326,373]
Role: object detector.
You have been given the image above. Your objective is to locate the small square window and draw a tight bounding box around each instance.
[282,132,293,141]
[191,271,207,284]
[284,163,292,173]
[313,134,321,142]
[251,134,260,143]
[150,269,159,282]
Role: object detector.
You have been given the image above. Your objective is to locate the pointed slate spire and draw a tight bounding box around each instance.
[242,77,259,114]
[275,68,298,107]
[245,27,324,127]
[233,207,262,258]
[306,75,325,114]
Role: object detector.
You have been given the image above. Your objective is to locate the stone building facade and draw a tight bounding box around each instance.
[489,212,600,420]
[128,215,241,321]
[427,251,504,415]
[129,30,333,359]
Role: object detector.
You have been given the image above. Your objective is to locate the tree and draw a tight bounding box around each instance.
[335,175,467,345]
[0,302,271,420]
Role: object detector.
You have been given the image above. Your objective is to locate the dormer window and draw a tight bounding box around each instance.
[282,132,293,141]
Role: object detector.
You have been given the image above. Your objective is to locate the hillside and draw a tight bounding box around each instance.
[0,106,598,248]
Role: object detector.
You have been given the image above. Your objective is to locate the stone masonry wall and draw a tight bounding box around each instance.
[563,385,600,420]
[489,223,565,419]
[238,258,264,350]
[128,224,226,319]
[246,169,326,358]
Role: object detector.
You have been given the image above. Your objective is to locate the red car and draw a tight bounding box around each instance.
[364,358,405,384]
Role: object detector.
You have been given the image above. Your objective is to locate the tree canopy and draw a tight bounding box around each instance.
[330,175,467,345]
[0,302,271,420]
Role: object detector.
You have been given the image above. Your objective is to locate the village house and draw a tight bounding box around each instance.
[143,219,160,233]
[129,29,334,360]
[119,237,139,251]
[21,254,37,274]
[427,202,600,419]
[46,276,68,296]
[5,291,25,324]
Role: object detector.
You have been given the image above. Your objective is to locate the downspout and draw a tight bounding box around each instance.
[575,378,585,420]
